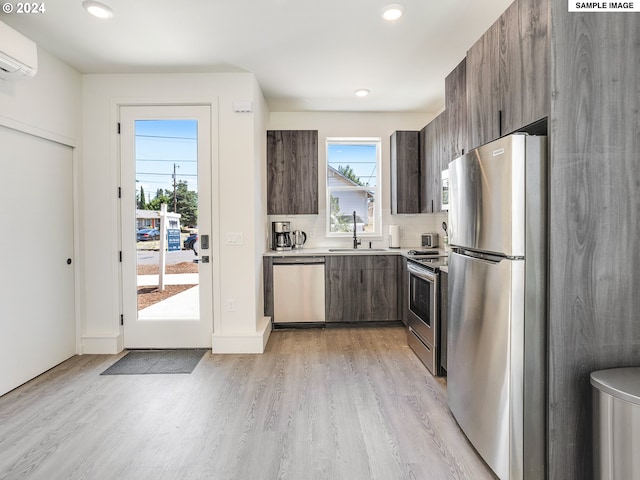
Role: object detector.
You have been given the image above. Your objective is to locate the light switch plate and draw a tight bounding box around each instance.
[226,232,244,245]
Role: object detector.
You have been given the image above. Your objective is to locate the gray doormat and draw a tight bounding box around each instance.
[101,349,208,375]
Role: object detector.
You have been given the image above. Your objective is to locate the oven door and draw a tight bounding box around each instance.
[407,262,438,347]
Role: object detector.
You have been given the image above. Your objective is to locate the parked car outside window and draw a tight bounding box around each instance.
[137,228,160,241]
[183,233,198,254]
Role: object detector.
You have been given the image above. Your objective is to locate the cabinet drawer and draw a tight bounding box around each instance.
[325,254,396,270]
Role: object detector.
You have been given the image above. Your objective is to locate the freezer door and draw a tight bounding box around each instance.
[448,251,524,480]
[449,134,528,257]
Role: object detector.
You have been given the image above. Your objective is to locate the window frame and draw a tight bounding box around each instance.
[325,137,382,238]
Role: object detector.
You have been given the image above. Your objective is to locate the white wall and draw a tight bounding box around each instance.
[0,46,81,144]
[268,112,449,250]
[81,72,270,354]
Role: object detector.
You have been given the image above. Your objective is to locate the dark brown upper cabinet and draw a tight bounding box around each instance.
[467,0,549,150]
[390,131,420,214]
[500,0,549,136]
[267,130,318,215]
[467,17,501,150]
[445,58,469,161]
[420,111,448,213]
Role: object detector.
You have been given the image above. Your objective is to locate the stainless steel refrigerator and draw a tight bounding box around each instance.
[448,134,547,480]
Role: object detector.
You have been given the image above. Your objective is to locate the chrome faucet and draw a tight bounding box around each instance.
[353,211,361,249]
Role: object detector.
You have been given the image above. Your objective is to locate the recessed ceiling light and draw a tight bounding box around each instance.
[82,0,114,19]
[381,4,405,21]
[355,89,370,97]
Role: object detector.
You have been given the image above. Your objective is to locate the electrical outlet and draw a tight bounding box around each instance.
[227,299,235,312]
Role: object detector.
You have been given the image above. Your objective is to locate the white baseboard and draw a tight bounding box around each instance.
[81,334,123,354]
[211,317,272,354]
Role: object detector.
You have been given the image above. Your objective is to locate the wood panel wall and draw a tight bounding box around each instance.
[548,5,640,479]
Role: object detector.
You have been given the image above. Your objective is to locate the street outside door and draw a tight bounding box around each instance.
[120,105,213,348]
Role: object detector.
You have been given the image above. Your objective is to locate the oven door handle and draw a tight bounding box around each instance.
[408,262,436,282]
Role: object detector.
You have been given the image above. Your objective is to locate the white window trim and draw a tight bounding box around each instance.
[325,137,382,238]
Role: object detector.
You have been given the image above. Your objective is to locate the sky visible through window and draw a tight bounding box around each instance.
[327,143,377,186]
[327,140,380,235]
[135,119,198,204]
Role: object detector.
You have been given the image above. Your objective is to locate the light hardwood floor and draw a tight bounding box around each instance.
[0,327,496,480]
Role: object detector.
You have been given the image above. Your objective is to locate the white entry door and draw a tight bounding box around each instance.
[0,126,75,396]
[120,105,213,348]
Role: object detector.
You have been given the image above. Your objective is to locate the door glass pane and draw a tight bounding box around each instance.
[134,119,199,320]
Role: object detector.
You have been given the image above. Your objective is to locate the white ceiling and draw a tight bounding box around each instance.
[2,0,512,112]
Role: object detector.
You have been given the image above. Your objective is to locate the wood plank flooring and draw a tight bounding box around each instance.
[0,327,496,480]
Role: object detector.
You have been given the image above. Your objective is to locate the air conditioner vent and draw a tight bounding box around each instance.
[0,21,38,80]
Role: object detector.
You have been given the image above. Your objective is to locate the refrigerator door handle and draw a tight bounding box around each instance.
[454,248,505,265]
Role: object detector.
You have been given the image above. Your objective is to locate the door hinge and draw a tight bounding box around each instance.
[119,251,122,262]
[117,122,121,134]
[120,314,124,326]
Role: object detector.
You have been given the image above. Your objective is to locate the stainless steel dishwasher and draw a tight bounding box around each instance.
[272,256,325,325]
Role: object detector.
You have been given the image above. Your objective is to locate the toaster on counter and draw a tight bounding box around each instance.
[421,233,439,248]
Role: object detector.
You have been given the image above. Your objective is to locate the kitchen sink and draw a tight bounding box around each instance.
[328,248,388,252]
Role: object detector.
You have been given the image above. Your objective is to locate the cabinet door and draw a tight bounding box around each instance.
[419,126,430,213]
[500,0,549,135]
[390,131,420,214]
[420,122,437,213]
[263,257,274,318]
[326,268,367,322]
[325,256,366,322]
[439,270,448,372]
[267,130,318,215]
[421,113,447,213]
[400,257,408,325]
[370,257,400,321]
[445,58,468,161]
[325,255,399,322]
[467,18,501,150]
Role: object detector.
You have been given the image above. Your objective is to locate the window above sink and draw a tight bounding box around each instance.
[326,137,381,238]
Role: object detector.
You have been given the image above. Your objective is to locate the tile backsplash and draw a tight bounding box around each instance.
[267,210,449,251]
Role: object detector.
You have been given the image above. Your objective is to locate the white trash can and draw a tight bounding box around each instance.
[591,367,640,479]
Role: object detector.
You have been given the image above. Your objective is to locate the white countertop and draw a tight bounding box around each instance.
[264,247,448,258]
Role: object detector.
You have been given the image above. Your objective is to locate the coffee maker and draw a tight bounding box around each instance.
[271,221,292,251]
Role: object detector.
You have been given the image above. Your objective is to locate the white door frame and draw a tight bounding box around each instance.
[119,104,217,348]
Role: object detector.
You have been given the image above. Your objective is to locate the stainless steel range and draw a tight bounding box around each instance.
[406,255,447,375]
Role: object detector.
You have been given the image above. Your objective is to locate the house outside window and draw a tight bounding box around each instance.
[326,137,381,237]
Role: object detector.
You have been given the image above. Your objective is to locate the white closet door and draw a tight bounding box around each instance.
[0,125,75,397]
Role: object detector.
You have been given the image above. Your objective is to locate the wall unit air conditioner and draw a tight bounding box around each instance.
[0,21,38,80]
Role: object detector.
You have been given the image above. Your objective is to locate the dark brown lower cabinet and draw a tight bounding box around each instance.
[400,257,408,326]
[325,255,400,322]
[439,270,448,373]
